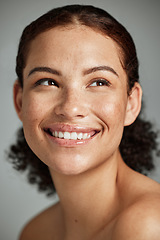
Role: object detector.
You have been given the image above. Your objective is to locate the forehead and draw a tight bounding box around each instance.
[29,25,120,53]
[25,25,126,78]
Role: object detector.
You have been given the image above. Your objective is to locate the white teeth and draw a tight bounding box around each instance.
[70,132,78,140]
[64,132,70,139]
[58,132,64,138]
[83,133,88,139]
[77,133,83,140]
[51,131,92,140]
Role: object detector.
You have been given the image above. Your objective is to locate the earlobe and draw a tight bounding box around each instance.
[124,82,142,126]
[13,80,23,121]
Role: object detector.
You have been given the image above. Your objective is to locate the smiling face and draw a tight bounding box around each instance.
[14,25,142,175]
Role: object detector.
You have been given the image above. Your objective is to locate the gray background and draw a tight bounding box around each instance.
[0,0,160,239]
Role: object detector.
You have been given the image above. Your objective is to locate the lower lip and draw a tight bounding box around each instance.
[45,132,97,147]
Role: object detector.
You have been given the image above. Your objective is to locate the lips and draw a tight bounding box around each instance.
[46,129,95,140]
[44,124,99,142]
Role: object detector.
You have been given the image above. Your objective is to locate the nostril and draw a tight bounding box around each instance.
[77,114,85,118]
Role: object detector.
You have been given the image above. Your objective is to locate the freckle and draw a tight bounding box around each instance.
[74,219,78,223]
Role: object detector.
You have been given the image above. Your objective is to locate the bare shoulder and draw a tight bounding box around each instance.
[111,165,160,240]
[19,203,60,240]
[113,190,160,240]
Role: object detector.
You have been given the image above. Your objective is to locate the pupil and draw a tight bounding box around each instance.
[48,80,54,85]
[98,82,103,86]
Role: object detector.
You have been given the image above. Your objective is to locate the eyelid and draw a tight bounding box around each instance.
[34,78,59,87]
[89,78,111,87]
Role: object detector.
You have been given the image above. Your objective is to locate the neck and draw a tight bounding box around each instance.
[50,150,124,239]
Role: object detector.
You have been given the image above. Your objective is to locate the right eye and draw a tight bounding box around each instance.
[35,78,59,87]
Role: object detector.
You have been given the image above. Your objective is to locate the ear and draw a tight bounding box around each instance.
[124,82,142,126]
[13,80,23,121]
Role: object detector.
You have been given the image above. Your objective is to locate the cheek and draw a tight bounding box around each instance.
[95,96,127,127]
[21,93,47,127]
[21,93,49,154]
[99,98,127,150]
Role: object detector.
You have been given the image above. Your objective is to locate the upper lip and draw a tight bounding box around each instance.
[43,123,100,134]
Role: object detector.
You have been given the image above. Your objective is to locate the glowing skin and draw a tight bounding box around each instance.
[15,26,139,175]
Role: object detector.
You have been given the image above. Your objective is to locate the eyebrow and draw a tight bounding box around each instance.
[27,65,119,78]
[28,67,61,77]
[83,65,119,77]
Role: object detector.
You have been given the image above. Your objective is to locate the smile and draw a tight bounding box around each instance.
[46,129,96,140]
[43,124,100,145]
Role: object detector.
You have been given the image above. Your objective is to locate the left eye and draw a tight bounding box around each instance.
[90,79,110,87]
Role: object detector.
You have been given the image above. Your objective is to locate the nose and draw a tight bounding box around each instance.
[54,88,88,120]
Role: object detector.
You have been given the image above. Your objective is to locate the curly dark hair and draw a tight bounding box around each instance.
[8,4,160,196]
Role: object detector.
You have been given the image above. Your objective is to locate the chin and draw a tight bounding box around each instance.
[48,156,91,176]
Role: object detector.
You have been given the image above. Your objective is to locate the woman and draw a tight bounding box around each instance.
[10,4,160,240]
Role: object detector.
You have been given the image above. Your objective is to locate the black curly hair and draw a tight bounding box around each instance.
[8,4,160,196]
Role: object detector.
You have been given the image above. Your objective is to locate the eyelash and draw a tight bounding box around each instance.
[34,78,59,87]
[89,79,111,87]
[34,78,110,88]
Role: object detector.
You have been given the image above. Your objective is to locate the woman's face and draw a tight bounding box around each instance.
[15,26,139,175]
